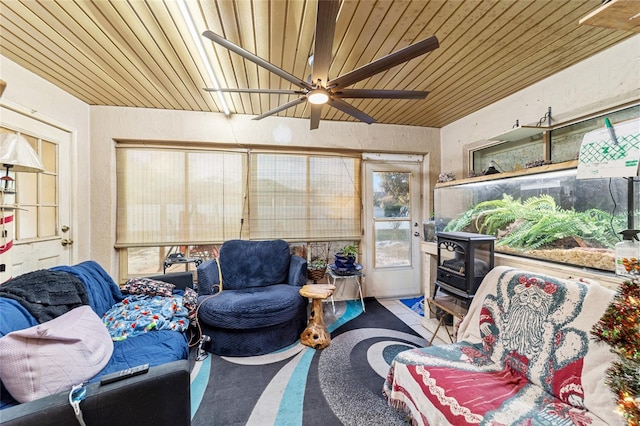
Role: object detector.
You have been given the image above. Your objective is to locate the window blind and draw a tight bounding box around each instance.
[116,147,361,245]
[249,153,361,240]
[116,147,246,246]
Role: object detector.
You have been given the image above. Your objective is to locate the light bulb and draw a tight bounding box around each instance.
[307,89,329,105]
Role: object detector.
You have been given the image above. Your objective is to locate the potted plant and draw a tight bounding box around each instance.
[334,243,359,271]
[308,258,328,283]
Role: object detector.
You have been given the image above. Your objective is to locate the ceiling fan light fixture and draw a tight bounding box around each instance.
[307,89,329,105]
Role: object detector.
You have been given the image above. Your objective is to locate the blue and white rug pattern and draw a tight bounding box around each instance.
[189,299,428,425]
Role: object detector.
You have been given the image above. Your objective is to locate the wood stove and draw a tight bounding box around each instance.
[434,231,495,301]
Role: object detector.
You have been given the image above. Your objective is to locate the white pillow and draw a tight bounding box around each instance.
[0,305,113,403]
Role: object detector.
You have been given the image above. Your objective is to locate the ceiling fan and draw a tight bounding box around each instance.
[203,0,439,130]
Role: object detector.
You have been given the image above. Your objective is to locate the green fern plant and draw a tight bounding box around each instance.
[499,211,580,249]
[443,193,621,250]
[475,194,540,235]
[443,208,474,232]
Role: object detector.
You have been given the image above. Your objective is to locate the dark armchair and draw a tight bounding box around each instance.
[196,239,308,356]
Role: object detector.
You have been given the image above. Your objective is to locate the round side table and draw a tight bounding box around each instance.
[299,284,335,349]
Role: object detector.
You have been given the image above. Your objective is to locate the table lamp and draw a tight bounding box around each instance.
[0,132,44,191]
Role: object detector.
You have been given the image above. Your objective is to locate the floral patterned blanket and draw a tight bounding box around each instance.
[383,266,622,425]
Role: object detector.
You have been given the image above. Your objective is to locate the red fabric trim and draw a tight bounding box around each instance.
[408,365,529,425]
[0,240,13,254]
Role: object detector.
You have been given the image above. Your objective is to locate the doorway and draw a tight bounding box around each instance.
[363,158,422,298]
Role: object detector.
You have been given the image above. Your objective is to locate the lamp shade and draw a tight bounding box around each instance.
[0,133,44,173]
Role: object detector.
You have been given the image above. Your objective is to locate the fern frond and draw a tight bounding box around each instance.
[443,208,474,232]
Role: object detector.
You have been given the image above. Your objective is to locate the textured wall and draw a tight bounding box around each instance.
[441,35,640,179]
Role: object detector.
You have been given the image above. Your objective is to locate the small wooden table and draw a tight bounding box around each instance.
[299,284,335,349]
[426,293,468,346]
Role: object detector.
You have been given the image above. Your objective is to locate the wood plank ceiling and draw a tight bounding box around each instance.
[0,0,635,128]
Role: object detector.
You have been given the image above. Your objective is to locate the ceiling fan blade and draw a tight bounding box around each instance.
[327,98,376,124]
[204,88,304,95]
[334,89,429,99]
[328,35,439,90]
[310,103,324,130]
[252,97,307,121]
[312,0,340,86]
[203,30,312,90]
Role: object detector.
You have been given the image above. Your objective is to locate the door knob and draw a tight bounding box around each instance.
[414,232,420,237]
[61,226,70,232]
[61,239,74,246]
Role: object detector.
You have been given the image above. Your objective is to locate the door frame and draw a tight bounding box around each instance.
[362,153,423,299]
[0,101,75,275]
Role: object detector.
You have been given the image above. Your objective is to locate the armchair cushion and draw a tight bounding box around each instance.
[198,284,304,329]
[288,255,308,287]
[219,239,292,290]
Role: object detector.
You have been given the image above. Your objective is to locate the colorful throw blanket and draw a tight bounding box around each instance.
[102,294,190,341]
[384,266,622,426]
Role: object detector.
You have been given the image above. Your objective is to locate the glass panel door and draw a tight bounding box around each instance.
[364,161,422,299]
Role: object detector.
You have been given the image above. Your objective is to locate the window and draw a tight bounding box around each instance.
[250,153,361,241]
[372,171,411,268]
[117,146,362,278]
[471,104,639,175]
[472,135,544,174]
[550,105,640,163]
[116,147,247,247]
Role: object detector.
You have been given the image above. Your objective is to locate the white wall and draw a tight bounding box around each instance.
[90,106,440,276]
[0,56,92,261]
[441,35,640,178]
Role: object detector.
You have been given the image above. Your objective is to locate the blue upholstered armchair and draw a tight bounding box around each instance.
[196,239,308,356]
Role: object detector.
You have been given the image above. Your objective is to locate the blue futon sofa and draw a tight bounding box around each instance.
[0,261,190,426]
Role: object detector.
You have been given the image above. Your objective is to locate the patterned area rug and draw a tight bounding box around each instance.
[189,298,428,425]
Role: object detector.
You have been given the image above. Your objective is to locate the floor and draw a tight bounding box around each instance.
[378,298,450,346]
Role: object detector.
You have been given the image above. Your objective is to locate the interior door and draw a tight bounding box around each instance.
[1,105,73,277]
[363,159,422,298]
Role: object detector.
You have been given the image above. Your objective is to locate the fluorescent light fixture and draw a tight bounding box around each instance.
[177,0,230,116]
[307,89,329,105]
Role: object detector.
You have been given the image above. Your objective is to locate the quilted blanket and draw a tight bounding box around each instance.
[383,266,622,425]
